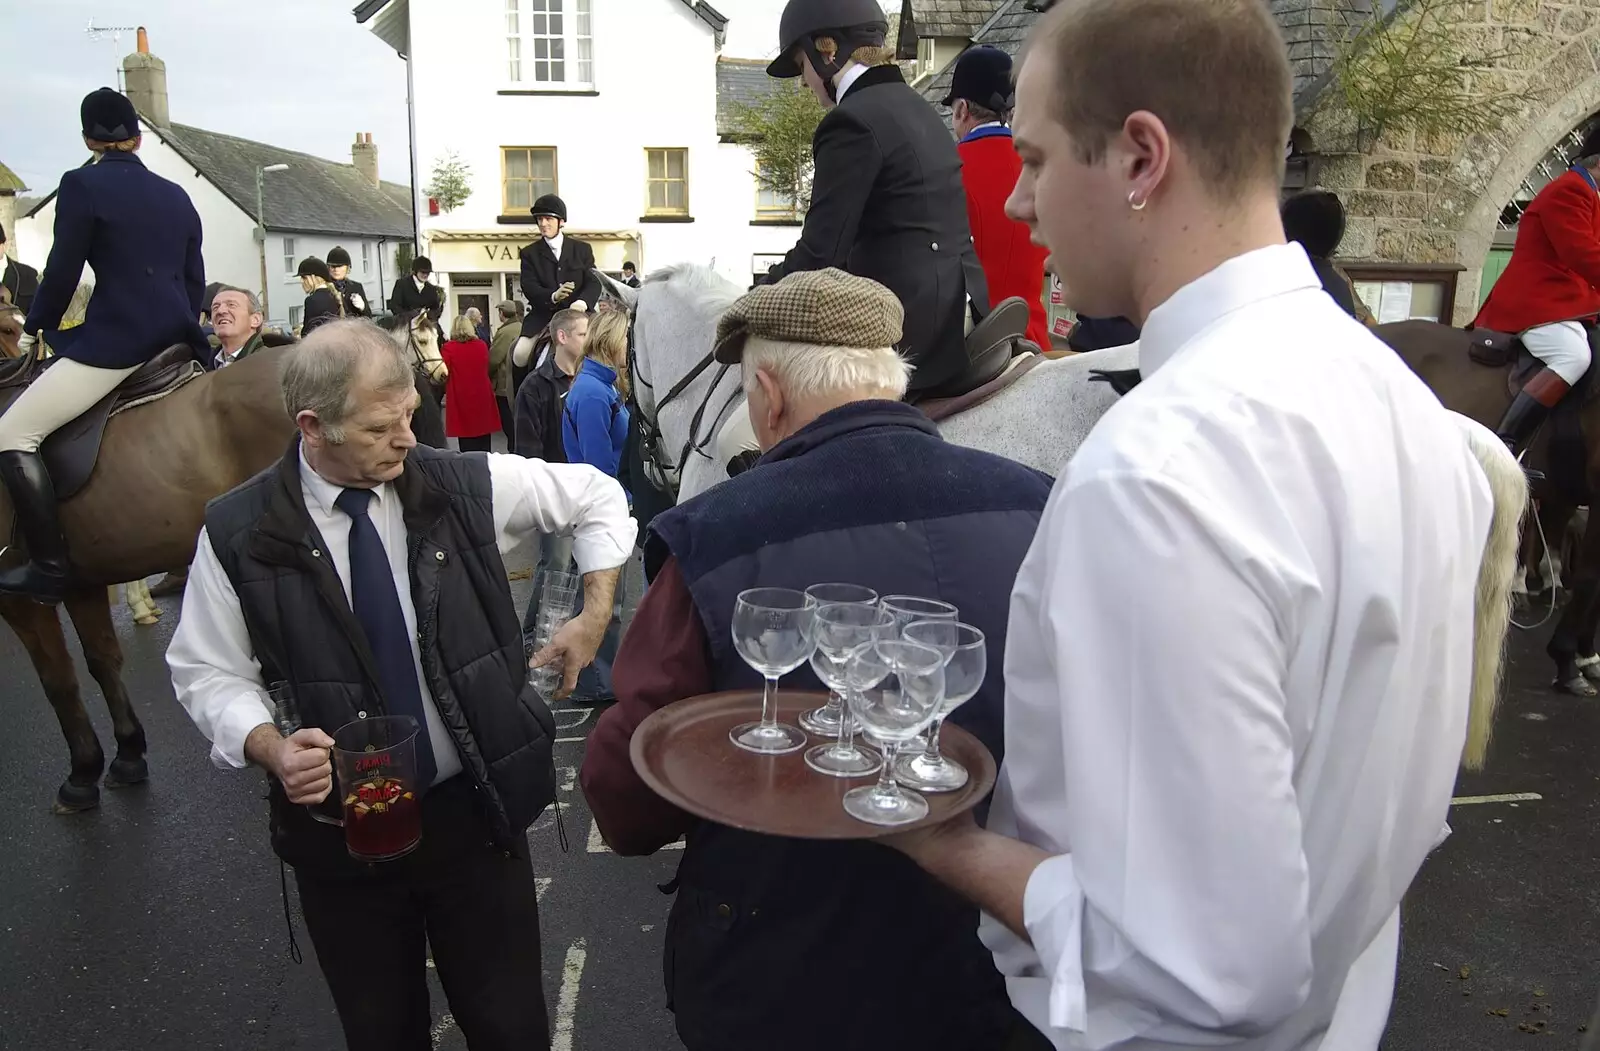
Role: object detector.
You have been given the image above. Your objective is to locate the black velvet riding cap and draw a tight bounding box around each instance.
[326,246,352,268]
[297,257,333,281]
[1280,190,1347,259]
[81,87,140,142]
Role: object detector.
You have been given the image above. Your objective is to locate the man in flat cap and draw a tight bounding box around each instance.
[580,268,1052,1051]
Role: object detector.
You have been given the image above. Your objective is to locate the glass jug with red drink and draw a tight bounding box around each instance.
[332,715,424,861]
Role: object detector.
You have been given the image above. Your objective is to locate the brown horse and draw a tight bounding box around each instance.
[0,349,295,812]
[1377,319,1600,694]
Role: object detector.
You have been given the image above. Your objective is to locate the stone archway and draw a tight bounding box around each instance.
[1303,1,1600,324]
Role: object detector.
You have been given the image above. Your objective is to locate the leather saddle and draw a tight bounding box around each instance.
[0,344,202,499]
[911,297,1037,408]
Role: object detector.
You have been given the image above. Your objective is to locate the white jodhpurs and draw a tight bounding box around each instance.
[1521,321,1592,384]
[0,357,139,453]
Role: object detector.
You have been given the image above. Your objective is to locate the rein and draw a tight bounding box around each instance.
[626,317,740,495]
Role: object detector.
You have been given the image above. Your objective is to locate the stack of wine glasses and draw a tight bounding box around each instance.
[729,585,988,827]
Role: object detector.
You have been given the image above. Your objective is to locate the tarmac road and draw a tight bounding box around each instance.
[0,569,1596,1050]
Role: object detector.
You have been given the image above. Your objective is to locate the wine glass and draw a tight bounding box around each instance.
[879,596,959,639]
[804,605,894,777]
[799,583,879,736]
[843,639,946,826]
[730,588,818,754]
[895,621,986,793]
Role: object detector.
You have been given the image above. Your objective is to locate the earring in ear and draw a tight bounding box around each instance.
[1128,190,1147,212]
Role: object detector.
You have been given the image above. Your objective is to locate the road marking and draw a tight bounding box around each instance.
[430,1013,455,1048]
[1450,792,1543,805]
[537,877,552,902]
[555,736,586,744]
[558,765,577,792]
[552,939,587,1051]
[587,816,684,853]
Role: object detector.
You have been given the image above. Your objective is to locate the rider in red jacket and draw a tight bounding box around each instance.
[1475,125,1600,456]
[945,46,1051,350]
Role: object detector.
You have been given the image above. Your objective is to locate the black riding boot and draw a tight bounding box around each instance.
[0,450,69,603]
[1495,366,1571,468]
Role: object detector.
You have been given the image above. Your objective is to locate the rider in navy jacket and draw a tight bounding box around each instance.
[0,88,206,604]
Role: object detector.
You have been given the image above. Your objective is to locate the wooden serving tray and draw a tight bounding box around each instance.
[629,690,996,840]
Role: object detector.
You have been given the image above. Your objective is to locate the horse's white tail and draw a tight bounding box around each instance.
[1454,414,1529,771]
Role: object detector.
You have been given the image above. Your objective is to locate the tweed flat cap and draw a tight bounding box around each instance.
[713,267,903,364]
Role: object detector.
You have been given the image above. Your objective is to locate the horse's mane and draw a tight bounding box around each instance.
[642,262,740,320]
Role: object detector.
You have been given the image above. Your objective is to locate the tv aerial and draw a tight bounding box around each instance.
[85,20,140,89]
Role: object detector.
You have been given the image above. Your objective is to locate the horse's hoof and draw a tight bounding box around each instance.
[52,781,101,814]
[105,757,149,788]
[1553,675,1599,697]
[1577,656,1600,683]
[133,613,160,626]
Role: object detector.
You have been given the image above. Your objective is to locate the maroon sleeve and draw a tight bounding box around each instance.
[579,556,711,855]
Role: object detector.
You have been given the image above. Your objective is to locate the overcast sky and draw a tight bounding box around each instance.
[0,0,899,197]
[0,0,410,196]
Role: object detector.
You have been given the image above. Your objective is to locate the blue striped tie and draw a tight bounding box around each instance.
[334,487,438,787]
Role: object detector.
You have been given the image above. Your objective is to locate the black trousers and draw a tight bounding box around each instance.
[293,777,550,1051]
[457,434,493,453]
[496,395,513,439]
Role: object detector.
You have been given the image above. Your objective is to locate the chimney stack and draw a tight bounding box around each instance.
[122,26,170,129]
[352,132,380,188]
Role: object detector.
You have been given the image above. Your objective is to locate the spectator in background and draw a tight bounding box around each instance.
[945,46,1051,350]
[1281,189,1375,325]
[622,261,641,288]
[468,305,491,346]
[326,246,372,318]
[0,224,40,313]
[490,300,521,439]
[556,307,629,702]
[297,257,344,335]
[388,255,444,323]
[441,314,499,453]
[205,286,268,370]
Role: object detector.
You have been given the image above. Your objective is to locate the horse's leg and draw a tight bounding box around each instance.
[62,587,148,787]
[0,596,104,812]
[1547,493,1600,694]
[123,578,160,625]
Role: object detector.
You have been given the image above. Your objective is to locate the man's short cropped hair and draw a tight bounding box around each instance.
[1031,0,1293,201]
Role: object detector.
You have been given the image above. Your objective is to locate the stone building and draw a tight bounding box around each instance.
[921,0,1600,326]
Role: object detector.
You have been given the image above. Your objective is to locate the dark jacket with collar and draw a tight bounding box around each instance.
[300,287,343,335]
[2,256,39,313]
[332,277,373,318]
[203,441,557,872]
[513,351,575,462]
[644,401,1050,1051]
[762,66,988,393]
[388,276,443,322]
[201,330,268,371]
[520,235,600,338]
[26,151,207,368]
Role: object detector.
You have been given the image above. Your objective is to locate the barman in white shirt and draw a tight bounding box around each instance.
[890,2,1513,1049]
[166,319,635,1051]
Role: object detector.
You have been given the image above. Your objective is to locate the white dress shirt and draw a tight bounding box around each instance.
[545,232,565,263]
[167,449,636,775]
[983,244,1494,1050]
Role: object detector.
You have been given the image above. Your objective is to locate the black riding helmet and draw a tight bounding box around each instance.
[531,193,567,222]
[297,256,333,281]
[768,0,889,99]
[326,245,352,268]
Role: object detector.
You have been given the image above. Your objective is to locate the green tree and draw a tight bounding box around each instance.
[395,241,415,276]
[727,81,827,213]
[1322,0,1534,152]
[423,151,473,213]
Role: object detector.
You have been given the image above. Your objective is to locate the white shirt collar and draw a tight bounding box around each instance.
[546,231,565,258]
[299,445,387,518]
[837,63,870,99]
[1139,242,1320,379]
[413,275,428,292]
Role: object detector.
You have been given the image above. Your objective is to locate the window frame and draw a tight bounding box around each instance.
[503,0,595,91]
[501,146,560,216]
[361,242,371,274]
[644,147,690,217]
[282,237,296,276]
[753,158,799,221]
[288,305,303,330]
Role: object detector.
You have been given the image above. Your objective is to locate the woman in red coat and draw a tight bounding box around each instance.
[440,315,500,452]
[1475,125,1600,456]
